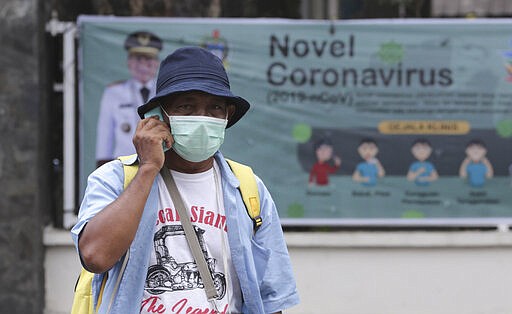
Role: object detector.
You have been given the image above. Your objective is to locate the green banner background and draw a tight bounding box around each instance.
[79,16,512,224]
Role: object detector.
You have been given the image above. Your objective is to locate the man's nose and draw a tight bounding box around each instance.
[193,106,211,116]
[195,108,205,115]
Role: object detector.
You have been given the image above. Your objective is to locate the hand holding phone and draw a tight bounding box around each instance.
[144,107,171,152]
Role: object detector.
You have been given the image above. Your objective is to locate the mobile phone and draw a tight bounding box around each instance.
[144,107,170,152]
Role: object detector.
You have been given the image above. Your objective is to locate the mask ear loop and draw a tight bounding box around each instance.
[225,103,235,125]
[160,104,171,118]
[159,105,175,130]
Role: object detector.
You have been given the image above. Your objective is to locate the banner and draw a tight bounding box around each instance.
[79,16,512,225]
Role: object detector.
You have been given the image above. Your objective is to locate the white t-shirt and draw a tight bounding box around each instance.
[140,163,242,314]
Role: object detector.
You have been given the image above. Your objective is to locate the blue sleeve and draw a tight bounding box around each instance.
[253,176,300,313]
[70,160,125,253]
[356,162,363,173]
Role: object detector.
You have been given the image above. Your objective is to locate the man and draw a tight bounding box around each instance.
[96,30,163,167]
[72,47,299,313]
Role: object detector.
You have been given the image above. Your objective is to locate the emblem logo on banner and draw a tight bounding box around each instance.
[504,42,512,82]
[201,29,229,67]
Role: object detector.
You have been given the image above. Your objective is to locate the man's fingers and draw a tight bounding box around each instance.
[142,115,163,127]
[139,116,170,133]
[136,115,158,132]
[133,116,171,149]
[162,136,172,150]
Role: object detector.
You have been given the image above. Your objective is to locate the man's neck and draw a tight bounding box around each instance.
[164,150,214,174]
[132,78,153,88]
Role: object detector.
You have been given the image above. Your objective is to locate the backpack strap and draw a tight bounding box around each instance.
[117,155,262,232]
[225,159,262,232]
[118,154,139,189]
[71,268,96,314]
[99,155,136,311]
[72,155,140,314]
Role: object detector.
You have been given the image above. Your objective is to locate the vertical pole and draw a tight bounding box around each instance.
[399,1,406,18]
[327,0,339,20]
[311,0,324,19]
[62,25,77,229]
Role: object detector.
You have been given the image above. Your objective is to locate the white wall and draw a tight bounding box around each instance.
[285,231,512,314]
[44,227,81,314]
[44,227,512,314]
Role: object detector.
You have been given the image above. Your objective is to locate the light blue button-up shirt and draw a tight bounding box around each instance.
[71,152,300,313]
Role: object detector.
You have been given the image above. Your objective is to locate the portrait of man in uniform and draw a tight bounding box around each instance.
[95,30,163,167]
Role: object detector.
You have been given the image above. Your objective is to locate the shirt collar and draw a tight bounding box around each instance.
[131,78,155,91]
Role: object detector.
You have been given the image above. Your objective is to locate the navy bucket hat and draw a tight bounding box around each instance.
[137,46,250,128]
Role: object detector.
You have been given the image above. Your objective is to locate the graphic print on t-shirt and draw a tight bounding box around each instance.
[140,166,243,314]
[144,224,226,299]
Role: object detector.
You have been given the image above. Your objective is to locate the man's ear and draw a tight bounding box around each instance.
[227,104,236,120]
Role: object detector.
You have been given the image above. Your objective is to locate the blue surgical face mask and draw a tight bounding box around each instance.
[163,109,228,162]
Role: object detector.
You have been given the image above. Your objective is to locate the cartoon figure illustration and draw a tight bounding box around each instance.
[459,139,493,187]
[308,138,341,187]
[352,138,385,187]
[406,138,438,186]
[503,49,512,82]
[201,29,229,65]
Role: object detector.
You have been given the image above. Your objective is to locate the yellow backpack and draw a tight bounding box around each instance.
[71,155,261,314]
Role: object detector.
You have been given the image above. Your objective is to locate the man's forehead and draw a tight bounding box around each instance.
[129,52,158,60]
[360,142,377,148]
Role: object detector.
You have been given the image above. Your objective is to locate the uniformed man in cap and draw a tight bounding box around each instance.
[96,30,163,167]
